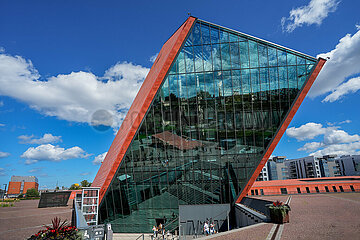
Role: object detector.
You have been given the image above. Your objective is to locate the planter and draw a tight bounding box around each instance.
[268,202,290,224]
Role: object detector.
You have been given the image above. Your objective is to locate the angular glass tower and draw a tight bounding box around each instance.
[92,17,325,233]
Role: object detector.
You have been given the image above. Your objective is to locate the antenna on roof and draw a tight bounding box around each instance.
[187,12,191,16]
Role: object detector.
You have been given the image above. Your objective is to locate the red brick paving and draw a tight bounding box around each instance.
[281,193,360,240]
[0,199,72,240]
[207,223,274,240]
[1,193,359,240]
[248,193,360,240]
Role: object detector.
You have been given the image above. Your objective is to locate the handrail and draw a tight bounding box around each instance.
[168,223,180,235]
[179,208,230,238]
[135,233,144,240]
[74,200,89,229]
[164,216,179,230]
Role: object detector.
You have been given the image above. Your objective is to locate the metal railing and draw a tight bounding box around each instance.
[179,208,230,239]
[135,233,145,240]
[73,200,89,229]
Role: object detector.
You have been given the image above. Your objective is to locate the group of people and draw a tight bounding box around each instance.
[203,220,216,236]
[152,223,169,240]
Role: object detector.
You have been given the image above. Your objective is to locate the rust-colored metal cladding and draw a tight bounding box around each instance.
[92,16,196,203]
[236,57,327,203]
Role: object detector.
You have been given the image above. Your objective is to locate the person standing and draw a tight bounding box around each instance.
[161,226,165,240]
[203,221,209,236]
[152,225,157,239]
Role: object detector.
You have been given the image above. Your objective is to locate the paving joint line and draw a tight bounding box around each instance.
[265,224,277,240]
[325,194,360,204]
[0,210,71,220]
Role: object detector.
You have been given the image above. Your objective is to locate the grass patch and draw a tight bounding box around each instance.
[0,199,20,203]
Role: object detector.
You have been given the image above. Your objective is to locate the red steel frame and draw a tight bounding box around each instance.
[236,58,327,203]
[92,17,196,203]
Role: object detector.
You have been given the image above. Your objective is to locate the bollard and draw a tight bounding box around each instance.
[105,223,113,240]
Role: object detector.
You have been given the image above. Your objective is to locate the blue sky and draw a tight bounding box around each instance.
[1,0,360,189]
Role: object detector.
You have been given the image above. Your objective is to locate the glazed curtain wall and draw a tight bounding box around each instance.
[99,19,316,233]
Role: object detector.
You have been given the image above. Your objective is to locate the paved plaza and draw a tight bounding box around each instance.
[210,192,360,240]
[0,199,72,240]
[1,193,359,239]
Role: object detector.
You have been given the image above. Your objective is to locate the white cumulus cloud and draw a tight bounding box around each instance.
[286,122,328,141]
[21,144,89,164]
[323,129,360,145]
[0,151,10,158]
[93,152,107,165]
[0,168,5,176]
[310,142,360,157]
[0,53,149,129]
[310,28,360,99]
[298,142,324,152]
[18,133,62,144]
[281,0,340,33]
[322,77,360,102]
[290,121,360,156]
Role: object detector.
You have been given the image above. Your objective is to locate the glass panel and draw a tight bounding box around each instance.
[221,43,231,70]
[222,70,233,97]
[242,69,251,94]
[288,66,297,89]
[287,53,296,65]
[229,42,240,70]
[177,51,186,74]
[194,45,204,72]
[268,47,277,67]
[192,22,202,45]
[297,65,307,89]
[212,44,222,71]
[277,50,287,66]
[297,55,305,65]
[229,32,238,42]
[258,44,268,67]
[278,67,288,90]
[249,41,259,68]
[232,70,241,95]
[203,45,213,71]
[239,41,249,69]
[210,26,220,44]
[200,23,211,45]
[220,29,229,43]
[184,46,194,73]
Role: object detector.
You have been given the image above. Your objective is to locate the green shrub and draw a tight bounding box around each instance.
[26,188,40,198]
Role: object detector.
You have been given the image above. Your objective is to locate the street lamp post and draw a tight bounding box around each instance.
[3,184,7,200]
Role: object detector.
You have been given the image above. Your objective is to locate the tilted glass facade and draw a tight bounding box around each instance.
[98,19,317,233]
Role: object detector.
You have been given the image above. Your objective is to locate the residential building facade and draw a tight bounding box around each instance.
[7,176,39,197]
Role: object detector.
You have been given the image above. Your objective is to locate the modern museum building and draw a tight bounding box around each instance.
[92,16,325,233]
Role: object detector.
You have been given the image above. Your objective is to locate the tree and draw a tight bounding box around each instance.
[26,188,40,198]
[69,183,81,190]
[80,180,91,188]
